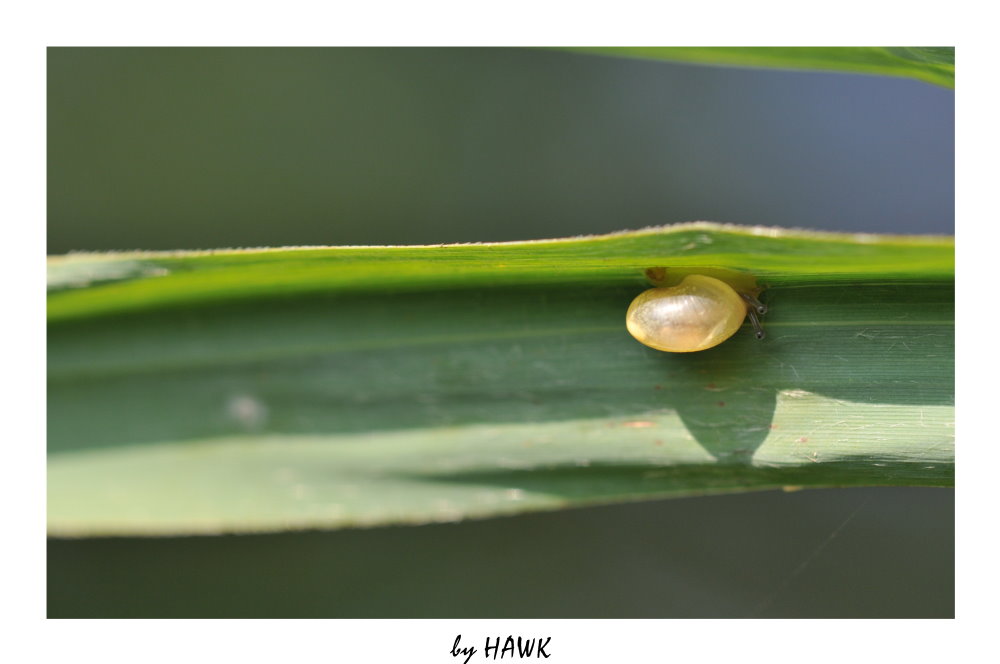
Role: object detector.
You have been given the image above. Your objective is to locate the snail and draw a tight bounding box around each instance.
[626,274,767,353]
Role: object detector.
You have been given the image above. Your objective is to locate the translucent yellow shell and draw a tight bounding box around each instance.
[625,274,750,352]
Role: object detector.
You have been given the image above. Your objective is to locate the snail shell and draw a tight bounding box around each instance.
[626,274,761,353]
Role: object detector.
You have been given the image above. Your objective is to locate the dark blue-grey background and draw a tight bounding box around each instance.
[47,48,953,252]
[47,48,954,617]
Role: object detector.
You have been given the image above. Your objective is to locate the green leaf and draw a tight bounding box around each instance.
[561,47,955,88]
[48,223,954,536]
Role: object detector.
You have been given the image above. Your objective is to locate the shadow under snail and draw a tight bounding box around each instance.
[625,274,768,353]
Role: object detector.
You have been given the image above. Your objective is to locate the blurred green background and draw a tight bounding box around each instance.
[47,47,954,617]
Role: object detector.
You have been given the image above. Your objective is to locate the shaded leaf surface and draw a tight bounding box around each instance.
[48,224,954,535]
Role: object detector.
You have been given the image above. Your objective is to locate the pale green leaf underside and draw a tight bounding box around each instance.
[562,47,955,88]
[48,224,954,536]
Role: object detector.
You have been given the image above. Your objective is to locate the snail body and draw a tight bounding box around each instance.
[626,274,766,353]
